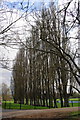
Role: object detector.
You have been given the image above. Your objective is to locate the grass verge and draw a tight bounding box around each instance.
[67,110,80,120]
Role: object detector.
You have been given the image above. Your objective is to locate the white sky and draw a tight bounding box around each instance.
[0,68,11,86]
[0,0,34,86]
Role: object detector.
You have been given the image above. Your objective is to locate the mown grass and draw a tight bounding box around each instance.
[2,100,49,109]
[57,98,80,101]
[2,102,49,109]
[69,98,80,101]
[2,102,80,110]
[56,98,80,108]
[57,102,80,108]
[2,98,80,110]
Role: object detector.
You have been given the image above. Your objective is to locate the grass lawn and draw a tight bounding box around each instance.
[57,98,80,101]
[56,97,80,107]
[67,111,80,120]
[2,102,49,109]
[2,98,80,110]
[69,98,80,101]
[70,111,80,116]
[57,102,80,108]
[2,100,49,109]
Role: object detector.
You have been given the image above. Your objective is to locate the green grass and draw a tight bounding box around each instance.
[69,98,80,101]
[2,101,14,103]
[71,111,80,116]
[56,102,80,108]
[2,102,49,109]
[67,111,80,120]
[69,97,80,107]
[2,102,80,110]
[57,98,80,101]
[56,98,80,107]
[70,102,80,107]
[2,98,80,110]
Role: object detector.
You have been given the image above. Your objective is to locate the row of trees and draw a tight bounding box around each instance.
[11,1,80,108]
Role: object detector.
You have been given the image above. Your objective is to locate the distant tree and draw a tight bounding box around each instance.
[2,83,11,101]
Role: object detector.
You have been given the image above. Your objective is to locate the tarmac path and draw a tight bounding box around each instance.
[2,107,80,119]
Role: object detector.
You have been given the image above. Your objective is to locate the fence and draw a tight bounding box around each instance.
[2,101,23,109]
[2,100,80,110]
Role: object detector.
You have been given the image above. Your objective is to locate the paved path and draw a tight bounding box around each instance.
[2,107,80,119]
[0,107,2,120]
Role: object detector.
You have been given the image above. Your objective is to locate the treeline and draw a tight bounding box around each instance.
[11,3,79,108]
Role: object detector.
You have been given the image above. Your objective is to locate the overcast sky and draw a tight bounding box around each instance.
[0,68,11,86]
